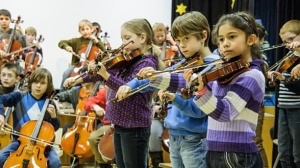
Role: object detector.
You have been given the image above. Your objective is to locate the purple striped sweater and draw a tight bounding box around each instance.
[193,59,265,153]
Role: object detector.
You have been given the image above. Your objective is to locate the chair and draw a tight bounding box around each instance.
[159,163,172,168]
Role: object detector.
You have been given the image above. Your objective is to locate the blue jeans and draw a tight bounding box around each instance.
[114,125,150,168]
[0,140,61,168]
[206,151,262,168]
[278,108,300,168]
[169,134,206,168]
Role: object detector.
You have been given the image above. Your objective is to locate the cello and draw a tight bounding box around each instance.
[0,82,21,150]
[0,16,23,67]
[162,26,178,67]
[98,126,115,163]
[60,81,101,159]
[3,92,55,168]
[24,35,44,73]
[70,32,102,77]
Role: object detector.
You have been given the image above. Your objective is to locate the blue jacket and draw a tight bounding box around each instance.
[127,54,220,135]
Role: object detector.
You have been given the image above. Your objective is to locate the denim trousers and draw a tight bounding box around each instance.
[0,140,61,168]
[206,151,262,168]
[169,134,207,168]
[114,125,150,168]
[278,108,300,168]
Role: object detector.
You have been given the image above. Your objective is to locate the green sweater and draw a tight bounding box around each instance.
[58,36,105,65]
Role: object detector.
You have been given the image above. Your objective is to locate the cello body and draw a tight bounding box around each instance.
[98,127,115,162]
[0,39,22,66]
[0,107,13,150]
[24,52,43,72]
[60,82,100,158]
[0,16,23,67]
[70,41,102,77]
[24,35,44,73]
[0,82,21,149]
[3,121,55,168]
[60,105,96,158]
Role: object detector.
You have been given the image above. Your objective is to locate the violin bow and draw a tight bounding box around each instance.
[108,82,152,103]
[139,59,224,80]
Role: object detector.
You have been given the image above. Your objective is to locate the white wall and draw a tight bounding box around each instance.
[2,0,172,88]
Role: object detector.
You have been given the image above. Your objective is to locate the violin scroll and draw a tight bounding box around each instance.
[157,95,171,119]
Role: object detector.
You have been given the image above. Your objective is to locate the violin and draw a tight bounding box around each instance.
[0,16,23,67]
[24,35,44,73]
[70,31,102,77]
[60,81,101,159]
[98,126,115,163]
[157,95,171,119]
[181,58,250,99]
[268,51,299,87]
[89,41,142,74]
[102,48,142,70]
[3,91,56,168]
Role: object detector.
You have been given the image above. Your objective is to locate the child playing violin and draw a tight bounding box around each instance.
[0,9,26,60]
[117,11,219,168]
[181,12,265,167]
[267,20,300,168]
[63,18,164,168]
[58,19,105,91]
[0,67,61,168]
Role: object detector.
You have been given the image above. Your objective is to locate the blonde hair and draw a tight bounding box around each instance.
[78,19,93,31]
[25,27,37,36]
[279,20,300,36]
[152,22,167,33]
[122,19,165,70]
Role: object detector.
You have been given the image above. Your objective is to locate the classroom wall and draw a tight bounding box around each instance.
[2,0,172,88]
